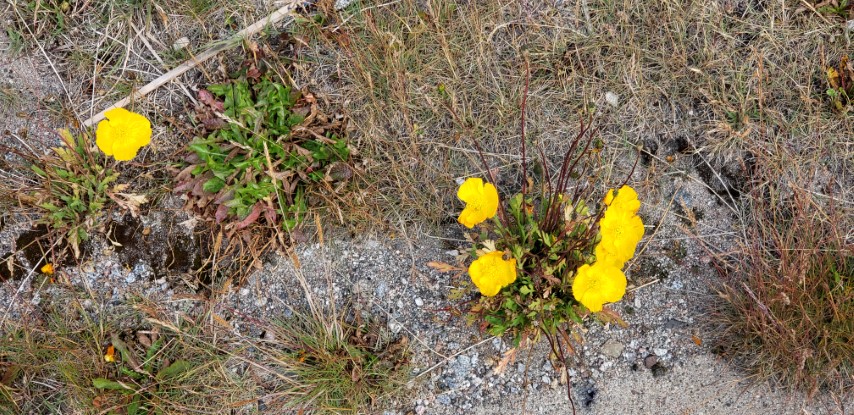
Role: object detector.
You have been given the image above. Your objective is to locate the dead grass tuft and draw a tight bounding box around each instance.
[708,155,853,397]
[292,0,853,228]
[0,296,257,414]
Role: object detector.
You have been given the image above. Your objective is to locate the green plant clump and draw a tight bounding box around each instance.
[179,74,350,232]
[30,130,118,258]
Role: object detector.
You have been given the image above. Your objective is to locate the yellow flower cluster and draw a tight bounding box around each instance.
[572,185,644,312]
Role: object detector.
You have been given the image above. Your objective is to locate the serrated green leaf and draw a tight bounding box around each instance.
[203,177,226,193]
[156,359,193,380]
[92,378,134,392]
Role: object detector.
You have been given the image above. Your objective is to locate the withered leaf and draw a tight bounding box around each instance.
[235,203,263,230]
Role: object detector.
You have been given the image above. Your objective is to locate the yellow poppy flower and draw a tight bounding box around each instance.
[571,262,627,312]
[597,208,644,265]
[104,345,116,362]
[457,178,499,228]
[603,185,640,215]
[40,263,54,275]
[468,251,517,297]
[95,108,152,161]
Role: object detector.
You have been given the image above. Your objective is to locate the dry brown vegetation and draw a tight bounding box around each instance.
[1,0,853,411]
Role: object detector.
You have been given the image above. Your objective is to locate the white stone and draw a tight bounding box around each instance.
[172,37,190,51]
[605,91,620,107]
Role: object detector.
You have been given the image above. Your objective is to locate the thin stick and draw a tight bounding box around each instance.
[82,0,308,127]
[519,54,530,195]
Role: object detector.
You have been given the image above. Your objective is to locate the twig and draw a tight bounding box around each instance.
[129,22,197,105]
[411,336,497,381]
[520,54,530,195]
[82,0,309,127]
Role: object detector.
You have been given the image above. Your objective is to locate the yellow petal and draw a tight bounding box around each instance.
[456,178,499,228]
[458,205,484,229]
[457,178,484,203]
[480,182,499,218]
[469,251,517,297]
[111,141,141,161]
[95,119,115,156]
[604,185,640,214]
[40,263,54,275]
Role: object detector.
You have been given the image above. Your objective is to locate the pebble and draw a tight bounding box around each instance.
[239,288,250,296]
[644,355,659,369]
[172,37,190,51]
[653,348,669,357]
[415,298,424,307]
[600,339,625,358]
[605,91,620,107]
[254,297,268,307]
[125,274,137,284]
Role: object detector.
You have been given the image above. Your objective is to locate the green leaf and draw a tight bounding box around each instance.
[203,177,226,193]
[127,396,141,415]
[156,359,193,380]
[92,378,134,392]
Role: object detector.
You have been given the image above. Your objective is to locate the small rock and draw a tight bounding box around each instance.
[600,339,624,359]
[254,297,268,307]
[663,318,688,330]
[239,288,250,296]
[125,274,137,284]
[644,354,659,369]
[436,394,452,405]
[848,19,854,31]
[415,298,424,307]
[388,321,403,335]
[516,362,526,374]
[172,37,190,51]
[653,348,669,357]
[375,282,388,298]
[605,91,620,107]
[542,375,551,384]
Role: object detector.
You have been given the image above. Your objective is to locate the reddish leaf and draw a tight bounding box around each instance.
[215,204,229,224]
[214,190,234,204]
[198,89,224,112]
[235,203,263,230]
[202,117,227,130]
[263,205,277,225]
[173,180,196,193]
